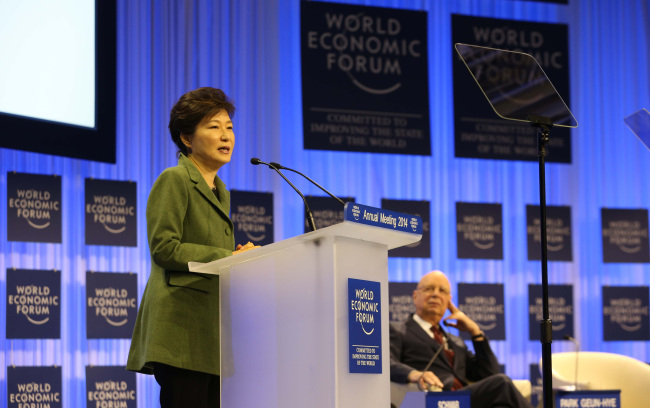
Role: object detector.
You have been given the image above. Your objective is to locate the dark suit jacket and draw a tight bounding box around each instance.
[127,155,235,376]
[390,315,500,390]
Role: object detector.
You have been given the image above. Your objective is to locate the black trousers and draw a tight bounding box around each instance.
[463,373,533,408]
[153,363,220,408]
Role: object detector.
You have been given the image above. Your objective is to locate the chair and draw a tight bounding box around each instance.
[540,351,650,408]
[390,379,531,407]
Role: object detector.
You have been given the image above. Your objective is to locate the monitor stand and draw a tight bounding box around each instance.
[455,43,578,408]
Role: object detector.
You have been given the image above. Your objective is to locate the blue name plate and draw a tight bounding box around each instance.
[426,390,471,408]
[344,203,423,234]
[555,390,620,408]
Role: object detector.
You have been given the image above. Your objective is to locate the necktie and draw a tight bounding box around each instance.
[431,326,464,391]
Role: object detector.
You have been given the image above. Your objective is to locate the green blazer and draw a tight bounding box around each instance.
[127,155,234,376]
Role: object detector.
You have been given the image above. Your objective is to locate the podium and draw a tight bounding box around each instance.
[190,204,422,407]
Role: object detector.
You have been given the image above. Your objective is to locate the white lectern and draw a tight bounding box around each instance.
[190,204,422,408]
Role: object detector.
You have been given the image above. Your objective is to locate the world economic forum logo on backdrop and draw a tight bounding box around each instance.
[86,366,136,408]
[348,278,382,374]
[301,1,431,155]
[85,179,137,247]
[601,208,650,263]
[602,286,649,341]
[305,8,419,95]
[7,172,62,243]
[456,202,503,259]
[86,271,138,339]
[8,366,62,408]
[6,269,61,339]
[230,190,274,246]
[458,283,505,340]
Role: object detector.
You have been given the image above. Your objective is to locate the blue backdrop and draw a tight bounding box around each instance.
[1,0,649,406]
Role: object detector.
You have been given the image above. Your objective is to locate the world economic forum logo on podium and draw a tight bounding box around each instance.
[410,216,419,232]
[348,278,382,374]
[351,205,361,221]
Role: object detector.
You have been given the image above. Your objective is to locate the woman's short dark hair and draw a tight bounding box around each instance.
[169,87,235,156]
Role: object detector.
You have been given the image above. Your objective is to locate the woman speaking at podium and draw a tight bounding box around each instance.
[127,87,257,408]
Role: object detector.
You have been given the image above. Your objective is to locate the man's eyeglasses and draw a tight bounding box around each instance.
[416,285,449,295]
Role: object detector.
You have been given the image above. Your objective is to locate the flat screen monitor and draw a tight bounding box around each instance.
[0,0,116,163]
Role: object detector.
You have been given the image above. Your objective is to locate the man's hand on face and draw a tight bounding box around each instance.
[442,301,482,337]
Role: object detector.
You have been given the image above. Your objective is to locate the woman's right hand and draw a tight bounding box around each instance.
[233,241,260,255]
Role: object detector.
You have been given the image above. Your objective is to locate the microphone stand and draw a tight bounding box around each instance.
[251,158,317,231]
[270,162,345,205]
[418,344,445,392]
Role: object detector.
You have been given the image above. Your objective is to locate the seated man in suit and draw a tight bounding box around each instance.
[390,270,532,408]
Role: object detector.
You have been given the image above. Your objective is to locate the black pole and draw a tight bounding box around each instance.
[533,118,554,408]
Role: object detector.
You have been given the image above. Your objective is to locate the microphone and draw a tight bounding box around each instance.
[563,334,580,390]
[269,161,345,206]
[250,158,317,231]
[418,341,445,392]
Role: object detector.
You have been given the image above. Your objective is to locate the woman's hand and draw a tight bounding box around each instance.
[233,241,260,254]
